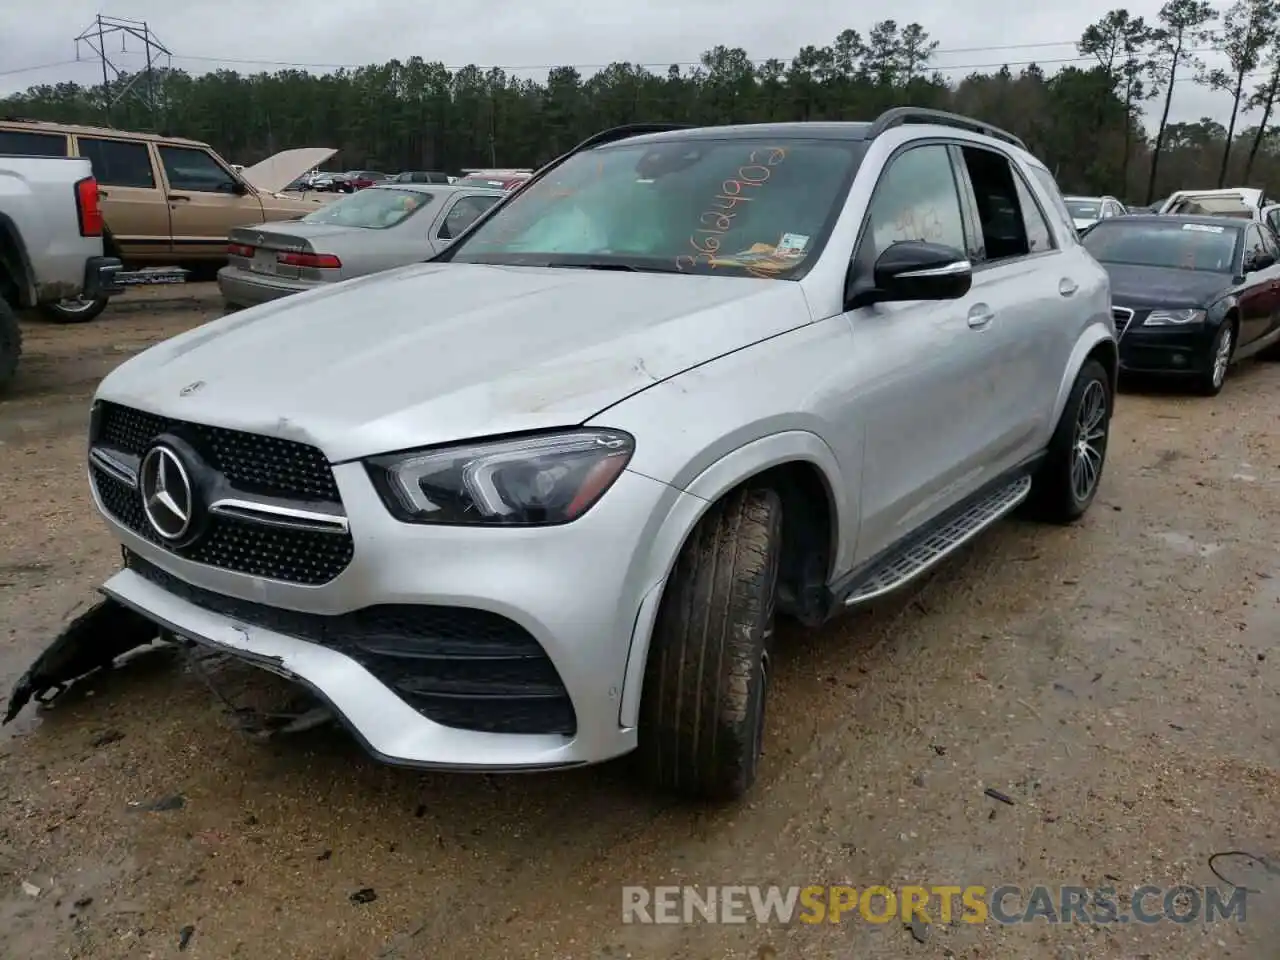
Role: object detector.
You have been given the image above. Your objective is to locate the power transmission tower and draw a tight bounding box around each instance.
[73,14,172,125]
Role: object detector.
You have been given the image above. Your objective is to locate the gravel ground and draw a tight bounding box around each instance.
[0,285,1276,959]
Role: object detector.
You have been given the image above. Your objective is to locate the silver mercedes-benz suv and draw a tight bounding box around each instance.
[9,109,1117,800]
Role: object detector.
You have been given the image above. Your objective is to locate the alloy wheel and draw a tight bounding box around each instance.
[1070,380,1107,502]
[1212,326,1233,389]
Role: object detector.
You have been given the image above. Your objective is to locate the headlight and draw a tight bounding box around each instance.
[1143,308,1206,326]
[367,429,634,525]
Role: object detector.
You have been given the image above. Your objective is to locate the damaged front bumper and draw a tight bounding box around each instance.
[2,597,158,724]
[90,567,588,771]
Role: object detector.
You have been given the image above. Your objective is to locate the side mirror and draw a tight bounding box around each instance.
[1246,251,1275,272]
[847,241,972,308]
[230,179,248,196]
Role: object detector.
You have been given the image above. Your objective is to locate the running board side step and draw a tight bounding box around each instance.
[842,474,1033,608]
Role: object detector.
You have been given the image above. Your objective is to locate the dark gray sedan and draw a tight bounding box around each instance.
[217,183,506,309]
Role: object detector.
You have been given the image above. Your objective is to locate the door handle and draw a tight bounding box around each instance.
[167,194,190,202]
[1059,277,1078,297]
[97,188,110,198]
[967,304,994,329]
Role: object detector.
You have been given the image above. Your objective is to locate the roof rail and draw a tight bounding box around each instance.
[866,107,1027,151]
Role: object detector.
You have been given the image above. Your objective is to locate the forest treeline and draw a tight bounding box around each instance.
[6,0,1280,203]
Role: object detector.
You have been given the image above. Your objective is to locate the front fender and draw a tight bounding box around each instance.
[616,430,853,728]
[1051,322,1118,429]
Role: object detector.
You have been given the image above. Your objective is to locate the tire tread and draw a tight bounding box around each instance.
[637,487,781,801]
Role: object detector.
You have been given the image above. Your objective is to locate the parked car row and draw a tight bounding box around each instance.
[0,118,334,318]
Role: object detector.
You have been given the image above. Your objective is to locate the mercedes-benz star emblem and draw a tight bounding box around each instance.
[139,445,195,540]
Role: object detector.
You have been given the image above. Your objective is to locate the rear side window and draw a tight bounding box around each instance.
[0,130,69,157]
[1027,166,1077,239]
[1011,174,1055,253]
[958,147,1031,262]
[77,137,156,188]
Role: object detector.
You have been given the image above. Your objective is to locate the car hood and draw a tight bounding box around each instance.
[97,263,814,462]
[241,147,338,194]
[1103,262,1232,309]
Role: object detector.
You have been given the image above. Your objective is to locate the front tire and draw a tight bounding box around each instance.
[1027,359,1110,524]
[1195,322,1234,396]
[40,295,108,323]
[636,487,782,801]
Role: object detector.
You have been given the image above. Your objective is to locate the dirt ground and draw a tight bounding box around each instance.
[0,284,1277,959]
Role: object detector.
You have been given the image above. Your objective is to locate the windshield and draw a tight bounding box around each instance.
[1083,220,1240,273]
[1066,199,1101,219]
[448,137,863,277]
[300,187,431,228]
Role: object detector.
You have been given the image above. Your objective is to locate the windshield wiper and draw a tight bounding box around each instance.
[545,260,640,272]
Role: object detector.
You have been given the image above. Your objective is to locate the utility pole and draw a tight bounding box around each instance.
[73,14,172,126]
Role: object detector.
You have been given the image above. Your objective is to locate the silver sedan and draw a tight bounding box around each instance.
[217,183,506,309]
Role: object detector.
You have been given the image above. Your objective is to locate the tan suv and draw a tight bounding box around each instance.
[0,120,330,317]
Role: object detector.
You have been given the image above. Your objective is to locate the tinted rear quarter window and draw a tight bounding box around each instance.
[0,130,70,157]
[77,137,156,188]
[1027,166,1077,239]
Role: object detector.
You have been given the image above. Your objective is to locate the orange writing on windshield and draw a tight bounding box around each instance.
[676,147,788,275]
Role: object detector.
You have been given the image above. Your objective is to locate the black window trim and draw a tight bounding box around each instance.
[157,143,240,194]
[74,134,157,189]
[848,137,973,270]
[949,141,1060,272]
[0,128,71,158]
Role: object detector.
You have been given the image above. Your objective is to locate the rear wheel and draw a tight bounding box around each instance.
[635,487,782,801]
[0,297,22,393]
[1027,359,1110,524]
[40,295,108,323]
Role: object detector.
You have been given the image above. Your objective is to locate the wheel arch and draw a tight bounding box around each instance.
[1051,325,1117,429]
[617,431,851,728]
[0,213,36,308]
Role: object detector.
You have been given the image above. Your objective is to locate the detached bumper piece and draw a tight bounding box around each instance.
[124,553,578,737]
[2,598,158,724]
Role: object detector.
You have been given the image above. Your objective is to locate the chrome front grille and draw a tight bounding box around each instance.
[88,402,354,586]
[1112,306,1134,337]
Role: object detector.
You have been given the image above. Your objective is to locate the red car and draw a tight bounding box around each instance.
[345,170,389,190]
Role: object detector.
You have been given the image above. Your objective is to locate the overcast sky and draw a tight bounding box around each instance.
[0,0,1259,129]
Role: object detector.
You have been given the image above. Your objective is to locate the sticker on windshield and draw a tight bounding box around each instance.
[1182,223,1226,233]
[776,233,809,256]
[709,243,804,274]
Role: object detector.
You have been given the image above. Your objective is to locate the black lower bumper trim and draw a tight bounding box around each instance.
[84,256,124,297]
[123,551,578,736]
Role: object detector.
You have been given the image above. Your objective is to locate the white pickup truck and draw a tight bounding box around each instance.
[0,154,123,391]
